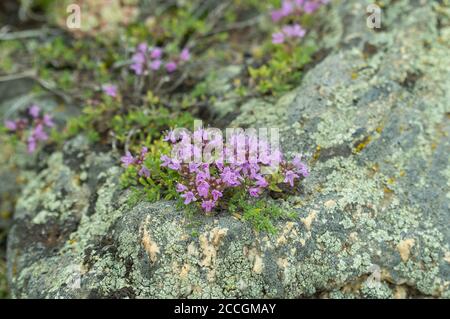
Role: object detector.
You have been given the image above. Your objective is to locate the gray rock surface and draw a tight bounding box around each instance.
[6,0,450,298]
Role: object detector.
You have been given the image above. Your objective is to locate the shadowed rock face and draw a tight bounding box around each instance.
[6,0,450,298]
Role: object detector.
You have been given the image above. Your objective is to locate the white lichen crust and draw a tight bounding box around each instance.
[6,0,450,298]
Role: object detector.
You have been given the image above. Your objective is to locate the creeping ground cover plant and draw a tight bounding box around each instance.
[120,126,309,233]
[271,0,330,45]
[248,0,331,95]
[130,43,190,75]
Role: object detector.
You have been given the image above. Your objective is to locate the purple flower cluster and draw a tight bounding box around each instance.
[102,84,118,97]
[4,105,54,153]
[272,24,306,44]
[120,146,150,177]
[270,0,330,44]
[158,129,309,213]
[130,43,190,75]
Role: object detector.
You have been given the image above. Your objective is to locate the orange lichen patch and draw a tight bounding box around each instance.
[42,183,55,194]
[179,264,190,279]
[341,277,366,294]
[244,246,264,274]
[367,163,379,178]
[431,142,438,151]
[375,125,384,134]
[199,227,228,268]
[276,234,287,246]
[72,175,82,187]
[252,254,264,274]
[324,199,336,210]
[141,217,160,264]
[354,135,372,153]
[179,233,189,241]
[276,221,297,247]
[312,145,321,162]
[380,268,396,284]
[386,177,396,185]
[192,285,202,295]
[349,232,358,242]
[277,257,289,269]
[383,186,394,194]
[231,212,242,220]
[381,186,395,208]
[397,238,415,262]
[301,210,318,231]
[142,228,160,263]
[394,285,408,299]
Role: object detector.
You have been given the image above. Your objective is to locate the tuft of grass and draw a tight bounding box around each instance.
[228,190,296,234]
[121,139,180,206]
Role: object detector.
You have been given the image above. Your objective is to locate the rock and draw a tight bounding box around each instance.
[7,0,450,298]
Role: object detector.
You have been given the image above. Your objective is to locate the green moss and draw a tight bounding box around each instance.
[228,191,296,234]
[120,139,179,205]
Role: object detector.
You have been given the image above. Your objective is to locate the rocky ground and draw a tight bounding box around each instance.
[1,0,449,298]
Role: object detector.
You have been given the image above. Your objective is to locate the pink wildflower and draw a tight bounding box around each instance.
[138,166,150,178]
[121,151,135,167]
[272,32,285,44]
[150,47,163,59]
[43,114,55,128]
[197,181,210,198]
[249,187,262,197]
[176,183,188,193]
[160,155,171,167]
[5,120,17,131]
[27,136,36,154]
[284,170,299,187]
[29,105,40,118]
[150,59,162,71]
[102,84,118,97]
[201,200,215,212]
[182,191,196,204]
[165,61,177,73]
[179,48,190,62]
[211,189,223,201]
[282,24,306,38]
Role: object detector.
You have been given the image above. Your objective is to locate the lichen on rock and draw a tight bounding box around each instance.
[4,0,450,298]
